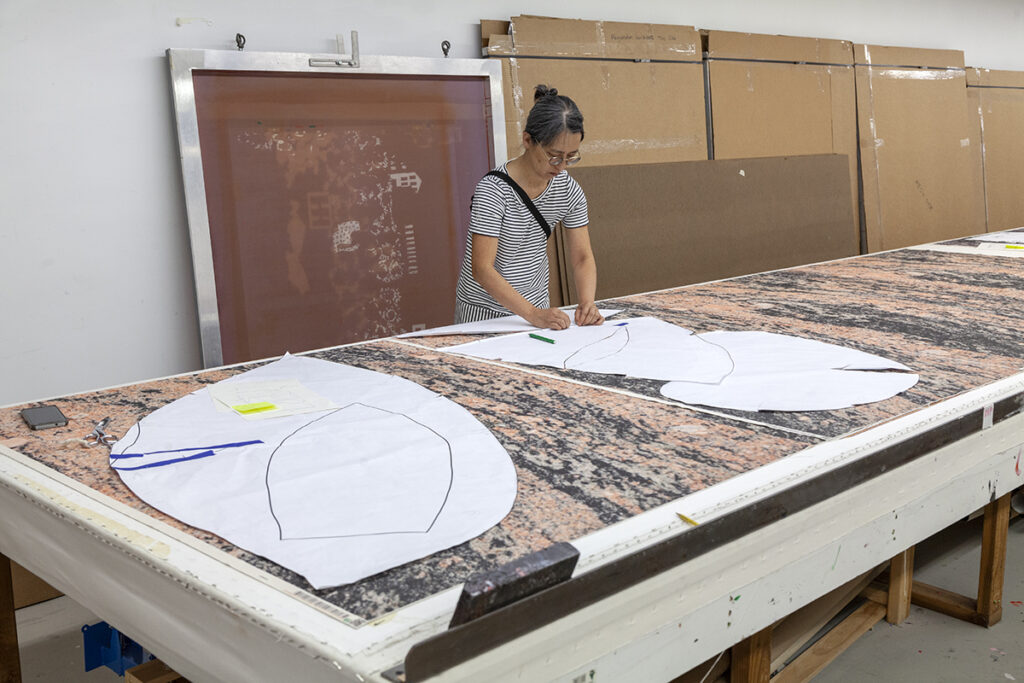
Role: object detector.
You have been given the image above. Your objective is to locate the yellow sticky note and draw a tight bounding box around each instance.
[233,401,277,414]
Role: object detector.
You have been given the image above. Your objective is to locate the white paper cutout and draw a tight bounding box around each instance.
[442,317,734,383]
[695,330,911,373]
[110,354,516,588]
[444,319,916,413]
[912,242,1024,258]
[398,308,622,337]
[661,331,918,411]
[968,230,1024,244]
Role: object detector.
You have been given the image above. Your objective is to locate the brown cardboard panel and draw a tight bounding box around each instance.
[968,74,1024,231]
[856,56,985,251]
[708,60,859,245]
[480,20,511,56]
[498,57,520,159]
[706,30,852,64]
[968,68,1024,89]
[561,155,857,303]
[480,20,510,45]
[485,34,514,55]
[965,76,986,230]
[12,562,61,609]
[851,43,962,69]
[498,15,700,61]
[502,58,707,166]
[854,44,965,69]
[710,62,840,157]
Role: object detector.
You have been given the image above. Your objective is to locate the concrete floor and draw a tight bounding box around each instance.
[14,515,1024,682]
[811,514,1024,683]
[15,596,120,682]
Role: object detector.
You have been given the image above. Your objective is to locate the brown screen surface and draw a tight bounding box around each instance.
[192,70,493,363]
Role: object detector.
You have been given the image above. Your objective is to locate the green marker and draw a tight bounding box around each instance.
[529,333,556,344]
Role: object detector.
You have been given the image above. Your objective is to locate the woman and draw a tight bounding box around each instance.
[454,85,603,330]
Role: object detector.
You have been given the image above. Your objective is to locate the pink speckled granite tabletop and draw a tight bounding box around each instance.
[2,246,1022,622]
[566,249,1024,437]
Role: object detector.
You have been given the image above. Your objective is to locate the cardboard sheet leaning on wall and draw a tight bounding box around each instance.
[705,30,861,250]
[561,154,857,303]
[482,15,708,166]
[966,68,1024,233]
[855,44,985,252]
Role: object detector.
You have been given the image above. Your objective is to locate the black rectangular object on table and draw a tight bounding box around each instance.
[448,541,580,628]
[19,405,68,430]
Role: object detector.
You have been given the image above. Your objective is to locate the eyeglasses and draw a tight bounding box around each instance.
[543,148,582,167]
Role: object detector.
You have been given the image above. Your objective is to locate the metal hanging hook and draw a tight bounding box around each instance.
[235,33,246,51]
[441,40,451,58]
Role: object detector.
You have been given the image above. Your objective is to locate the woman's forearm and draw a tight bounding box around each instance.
[472,261,539,319]
[572,250,598,306]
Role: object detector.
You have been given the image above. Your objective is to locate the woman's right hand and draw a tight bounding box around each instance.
[528,307,571,330]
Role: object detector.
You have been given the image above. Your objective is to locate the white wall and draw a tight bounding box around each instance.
[2,0,1022,406]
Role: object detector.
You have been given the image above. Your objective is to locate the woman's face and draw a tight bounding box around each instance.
[523,130,583,182]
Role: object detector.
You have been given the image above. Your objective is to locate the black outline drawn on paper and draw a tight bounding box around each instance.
[690,333,737,386]
[686,331,915,388]
[561,325,630,370]
[113,402,456,542]
[114,422,141,453]
[661,332,918,410]
[264,402,455,542]
[557,323,736,385]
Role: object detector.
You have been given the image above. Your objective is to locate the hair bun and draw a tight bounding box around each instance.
[534,84,559,101]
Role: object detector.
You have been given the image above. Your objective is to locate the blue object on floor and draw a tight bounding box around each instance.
[82,621,155,675]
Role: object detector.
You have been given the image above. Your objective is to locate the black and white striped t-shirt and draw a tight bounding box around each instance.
[454,164,588,323]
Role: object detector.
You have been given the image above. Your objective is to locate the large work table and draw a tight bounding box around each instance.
[2,242,1023,682]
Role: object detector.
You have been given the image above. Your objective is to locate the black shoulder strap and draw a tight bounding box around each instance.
[484,170,552,240]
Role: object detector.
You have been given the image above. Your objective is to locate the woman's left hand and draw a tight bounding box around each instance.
[574,301,604,326]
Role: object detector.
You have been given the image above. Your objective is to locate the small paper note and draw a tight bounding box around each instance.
[209,379,336,420]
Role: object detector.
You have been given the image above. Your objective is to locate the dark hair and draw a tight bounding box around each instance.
[524,84,584,145]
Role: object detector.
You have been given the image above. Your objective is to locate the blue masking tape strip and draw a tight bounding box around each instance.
[112,450,216,471]
[111,439,264,459]
[110,439,264,471]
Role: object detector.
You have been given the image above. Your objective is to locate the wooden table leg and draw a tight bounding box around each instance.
[911,492,1011,627]
[977,493,1010,626]
[772,601,885,683]
[1,552,23,683]
[886,546,915,624]
[731,626,772,683]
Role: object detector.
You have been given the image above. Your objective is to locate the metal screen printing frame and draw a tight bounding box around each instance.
[168,48,507,368]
